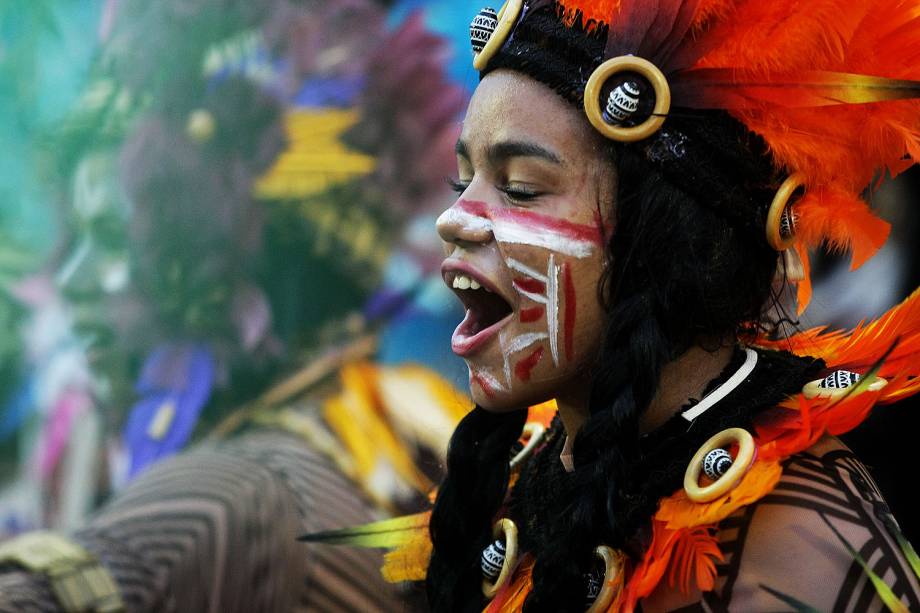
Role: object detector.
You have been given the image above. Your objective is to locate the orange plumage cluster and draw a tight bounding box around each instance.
[554,0,920,311]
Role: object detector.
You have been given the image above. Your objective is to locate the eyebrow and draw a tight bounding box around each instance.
[454,139,563,165]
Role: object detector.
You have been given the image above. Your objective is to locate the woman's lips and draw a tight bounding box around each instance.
[451,310,514,357]
[441,260,514,357]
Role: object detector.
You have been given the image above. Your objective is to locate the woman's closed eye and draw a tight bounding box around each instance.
[446,176,542,204]
[498,184,542,203]
[446,177,470,194]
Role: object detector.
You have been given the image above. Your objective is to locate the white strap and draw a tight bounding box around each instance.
[681,348,759,422]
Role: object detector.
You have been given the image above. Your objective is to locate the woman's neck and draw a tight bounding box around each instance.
[555,343,736,439]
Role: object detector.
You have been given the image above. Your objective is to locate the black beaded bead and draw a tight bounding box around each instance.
[780,206,798,239]
[702,448,733,480]
[603,81,640,125]
[820,370,861,389]
[481,538,506,582]
[470,7,498,55]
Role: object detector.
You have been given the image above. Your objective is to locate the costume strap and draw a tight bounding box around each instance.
[0,531,124,613]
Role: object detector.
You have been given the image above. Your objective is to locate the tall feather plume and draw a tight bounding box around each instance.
[554,0,920,284]
[692,0,920,279]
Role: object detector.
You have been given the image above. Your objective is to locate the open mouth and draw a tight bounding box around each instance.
[446,271,514,356]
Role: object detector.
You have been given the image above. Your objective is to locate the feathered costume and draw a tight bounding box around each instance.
[303,1,920,610]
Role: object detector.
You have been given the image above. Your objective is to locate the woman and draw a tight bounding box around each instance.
[421,0,920,610]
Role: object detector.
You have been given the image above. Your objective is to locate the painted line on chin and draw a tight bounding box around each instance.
[471,369,506,398]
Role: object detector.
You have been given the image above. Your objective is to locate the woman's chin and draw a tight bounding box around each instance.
[470,385,551,413]
[473,395,525,412]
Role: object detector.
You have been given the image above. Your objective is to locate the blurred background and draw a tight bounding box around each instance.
[1,0,919,542]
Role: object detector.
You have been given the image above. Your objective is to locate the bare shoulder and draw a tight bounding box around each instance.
[699,435,920,612]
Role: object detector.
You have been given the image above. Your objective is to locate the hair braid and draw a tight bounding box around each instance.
[427,406,527,612]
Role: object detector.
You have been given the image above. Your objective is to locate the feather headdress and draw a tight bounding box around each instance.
[477,0,920,311]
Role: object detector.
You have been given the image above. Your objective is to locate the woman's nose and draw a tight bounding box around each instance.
[436,199,494,247]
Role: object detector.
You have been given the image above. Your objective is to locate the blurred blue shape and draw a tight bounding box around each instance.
[122,344,214,479]
[293,75,366,109]
[374,276,468,389]
[0,376,35,443]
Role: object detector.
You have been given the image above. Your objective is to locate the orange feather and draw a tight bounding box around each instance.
[485,557,535,612]
[793,187,890,269]
[556,0,620,27]
[756,285,920,376]
[690,0,738,29]
[623,521,723,610]
[656,460,783,529]
[794,244,813,315]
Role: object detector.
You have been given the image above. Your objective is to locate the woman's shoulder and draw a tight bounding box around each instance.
[642,436,920,612]
[708,435,919,611]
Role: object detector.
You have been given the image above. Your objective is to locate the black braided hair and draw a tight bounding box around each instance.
[427,406,528,612]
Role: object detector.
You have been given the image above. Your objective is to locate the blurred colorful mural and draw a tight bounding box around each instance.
[2,0,920,547]
[0,0,485,533]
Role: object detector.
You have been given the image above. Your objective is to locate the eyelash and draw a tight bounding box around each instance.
[446,177,468,194]
[445,177,541,203]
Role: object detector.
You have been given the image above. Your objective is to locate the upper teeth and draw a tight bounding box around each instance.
[453,274,482,290]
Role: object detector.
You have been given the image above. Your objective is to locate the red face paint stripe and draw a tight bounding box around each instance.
[514,346,545,383]
[456,199,489,217]
[563,262,576,361]
[457,199,601,244]
[513,278,546,294]
[471,372,497,399]
[520,306,545,323]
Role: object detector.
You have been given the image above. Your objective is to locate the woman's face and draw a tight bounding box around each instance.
[437,70,614,410]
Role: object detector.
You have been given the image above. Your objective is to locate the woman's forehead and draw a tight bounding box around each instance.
[460,70,600,163]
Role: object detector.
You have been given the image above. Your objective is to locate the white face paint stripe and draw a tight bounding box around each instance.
[493,224,595,258]
[506,258,549,282]
[505,332,549,355]
[475,368,507,392]
[513,287,547,304]
[436,207,493,234]
[499,330,513,388]
[547,255,560,366]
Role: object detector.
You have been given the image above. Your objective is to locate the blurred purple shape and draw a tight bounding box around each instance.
[231,283,272,352]
[363,286,424,325]
[123,344,214,479]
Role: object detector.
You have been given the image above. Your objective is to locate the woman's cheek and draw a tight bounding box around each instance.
[498,243,603,388]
